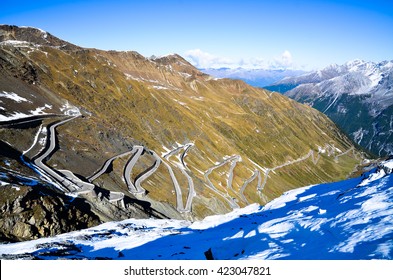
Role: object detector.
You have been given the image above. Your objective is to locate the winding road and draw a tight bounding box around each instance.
[204,155,240,209]
[88,150,134,182]
[239,169,260,204]
[259,144,356,191]
[227,155,241,192]
[134,150,161,196]
[33,114,82,193]
[163,143,196,213]
[4,110,361,215]
[123,145,145,195]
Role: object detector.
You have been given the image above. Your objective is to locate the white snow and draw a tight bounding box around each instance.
[0,40,35,47]
[319,209,327,215]
[173,99,187,106]
[1,159,392,260]
[0,91,31,103]
[60,101,80,116]
[29,104,52,115]
[298,193,317,202]
[23,124,44,154]
[0,112,30,121]
[353,128,367,144]
[323,92,340,113]
[189,96,204,101]
[263,185,313,210]
[189,204,260,230]
[317,146,326,153]
[153,85,169,90]
[359,165,388,186]
[178,72,192,78]
[361,193,390,212]
[384,160,393,170]
[38,127,47,146]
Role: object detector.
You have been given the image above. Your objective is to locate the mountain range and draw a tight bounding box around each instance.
[0,25,364,242]
[266,59,393,157]
[200,67,305,87]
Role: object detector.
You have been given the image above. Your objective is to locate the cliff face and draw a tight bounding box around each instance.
[0,25,365,241]
[0,184,100,242]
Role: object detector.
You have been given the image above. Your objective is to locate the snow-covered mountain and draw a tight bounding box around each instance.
[266,60,393,156]
[200,68,305,87]
[1,159,392,260]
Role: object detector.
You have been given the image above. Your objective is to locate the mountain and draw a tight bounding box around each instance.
[1,158,392,260]
[0,25,364,241]
[266,59,393,156]
[200,67,305,87]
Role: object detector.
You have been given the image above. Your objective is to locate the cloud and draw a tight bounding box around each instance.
[183,49,296,70]
[271,50,293,68]
[184,49,235,69]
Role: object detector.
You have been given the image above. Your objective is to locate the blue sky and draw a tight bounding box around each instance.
[1,0,392,70]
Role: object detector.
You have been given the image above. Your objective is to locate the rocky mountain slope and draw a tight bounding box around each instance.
[266,59,393,156]
[1,158,392,260]
[0,25,364,241]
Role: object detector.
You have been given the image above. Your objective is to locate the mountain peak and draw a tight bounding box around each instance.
[346,58,366,65]
[152,53,208,78]
[153,53,194,67]
[344,59,371,72]
[270,58,393,156]
[0,24,78,50]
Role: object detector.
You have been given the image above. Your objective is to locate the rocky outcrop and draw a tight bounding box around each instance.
[0,184,100,242]
[0,24,80,50]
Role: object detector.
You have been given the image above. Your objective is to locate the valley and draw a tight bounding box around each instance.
[0,25,364,242]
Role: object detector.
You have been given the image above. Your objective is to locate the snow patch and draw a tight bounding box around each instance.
[0,91,31,103]
[298,193,317,202]
[0,112,30,122]
[153,85,169,90]
[29,104,52,115]
[190,204,260,230]
[263,185,313,210]
[60,101,80,116]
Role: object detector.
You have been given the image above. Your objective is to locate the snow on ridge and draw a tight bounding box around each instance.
[0,91,31,103]
[29,104,52,115]
[263,185,314,210]
[384,160,393,170]
[359,159,393,186]
[0,40,33,46]
[20,26,47,34]
[190,204,261,230]
[0,91,54,121]
[0,112,30,122]
[1,162,392,260]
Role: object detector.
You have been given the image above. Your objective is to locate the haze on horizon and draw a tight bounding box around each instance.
[1,0,392,70]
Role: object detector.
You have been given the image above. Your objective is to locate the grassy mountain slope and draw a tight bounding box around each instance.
[0,25,364,221]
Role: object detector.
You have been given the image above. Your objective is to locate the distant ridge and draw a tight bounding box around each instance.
[267,59,393,156]
[200,67,305,87]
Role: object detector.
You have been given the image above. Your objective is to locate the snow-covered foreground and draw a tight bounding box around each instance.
[1,160,393,260]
